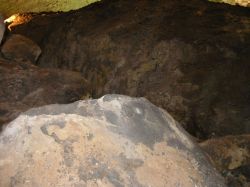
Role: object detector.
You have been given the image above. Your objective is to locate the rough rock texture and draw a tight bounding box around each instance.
[0,14,5,44]
[0,57,89,128]
[200,135,250,187]
[0,95,225,187]
[11,0,250,138]
[1,34,42,63]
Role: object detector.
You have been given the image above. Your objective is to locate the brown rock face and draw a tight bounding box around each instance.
[11,0,250,139]
[200,135,250,187]
[1,34,42,63]
[0,57,89,127]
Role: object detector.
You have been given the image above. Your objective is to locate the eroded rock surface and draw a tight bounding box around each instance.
[0,57,89,127]
[0,95,225,187]
[200,135,250,187]
[12,0,250,138]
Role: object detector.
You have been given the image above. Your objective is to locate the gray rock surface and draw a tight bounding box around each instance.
[0,95,225,187]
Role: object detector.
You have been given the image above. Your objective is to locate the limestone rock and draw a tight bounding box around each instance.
[200,135,250,187]
[0,57,89,128]
[0,95,226,187]
[1,34,42,63]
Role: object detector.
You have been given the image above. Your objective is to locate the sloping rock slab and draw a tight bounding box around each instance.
[0,95,225,187]
[0,57,89,127]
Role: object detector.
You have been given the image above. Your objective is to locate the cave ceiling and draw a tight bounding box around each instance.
[0,0,249,18]
[0,0,100,17]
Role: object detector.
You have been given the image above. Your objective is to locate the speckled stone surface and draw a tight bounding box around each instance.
[0,95,225,187]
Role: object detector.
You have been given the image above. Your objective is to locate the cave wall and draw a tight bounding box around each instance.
[10,0,250,139]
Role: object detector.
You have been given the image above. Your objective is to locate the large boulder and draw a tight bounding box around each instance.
[0,57,89,128]
[0,95,225,187]
[12,0,250,138]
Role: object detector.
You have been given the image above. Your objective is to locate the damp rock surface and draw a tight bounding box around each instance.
[0,95,226,187]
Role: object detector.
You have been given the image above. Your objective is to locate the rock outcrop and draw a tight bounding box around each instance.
[0,95,225,187]
[11,0,250,138]
[0,57,89,128]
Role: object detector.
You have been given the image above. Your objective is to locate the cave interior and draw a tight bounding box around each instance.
[0,0,250,186]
